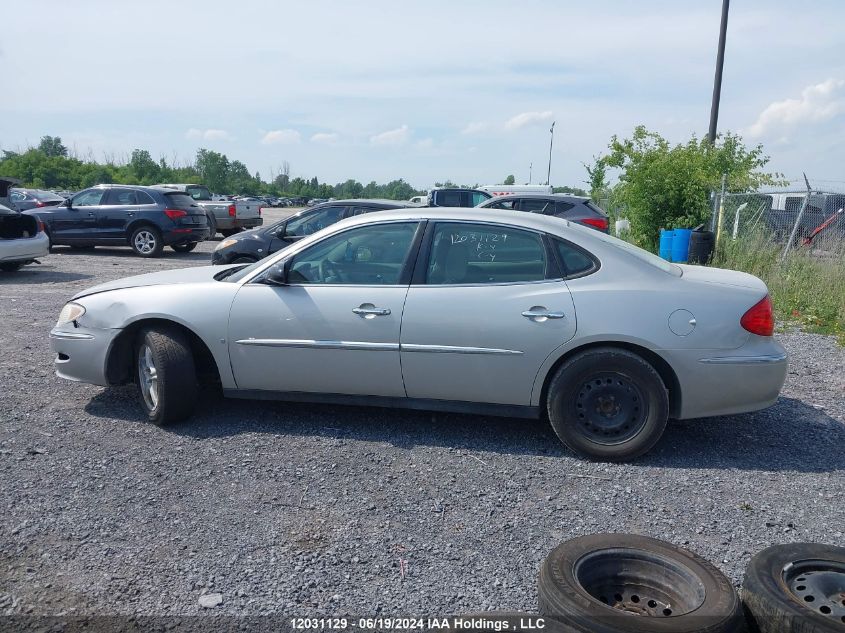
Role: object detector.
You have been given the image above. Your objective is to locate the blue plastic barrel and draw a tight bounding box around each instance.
[658,229,674,261]
[671,228,692,263]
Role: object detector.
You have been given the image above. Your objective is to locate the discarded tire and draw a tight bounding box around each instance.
[538,533,745,633]
[742,542,845,632]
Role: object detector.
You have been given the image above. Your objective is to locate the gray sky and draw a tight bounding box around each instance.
[2,0,844,190]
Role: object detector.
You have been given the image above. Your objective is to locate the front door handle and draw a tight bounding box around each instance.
[352,304,391,318]
[522,307,565,320]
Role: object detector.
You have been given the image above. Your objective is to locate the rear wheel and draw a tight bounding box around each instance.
[130,225,164,257]
[171,242,198,253]
[546,347,669,461]
[135,327,197,425]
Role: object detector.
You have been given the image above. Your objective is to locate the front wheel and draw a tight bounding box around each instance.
[130,226,164,257]
[135,327,197,425]
[171,242,198,253]
[546,347,669,461]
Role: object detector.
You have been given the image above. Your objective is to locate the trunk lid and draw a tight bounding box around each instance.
[676,264,768,292]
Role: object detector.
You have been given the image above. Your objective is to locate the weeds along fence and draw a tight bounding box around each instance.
[710,189,845,341]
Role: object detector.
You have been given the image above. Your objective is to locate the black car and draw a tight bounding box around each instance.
[10,188,66,211]
[477,193,609,232]
[211,199,415,265]
[24,185,210,257]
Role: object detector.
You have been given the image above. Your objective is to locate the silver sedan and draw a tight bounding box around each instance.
[50,208,787,460]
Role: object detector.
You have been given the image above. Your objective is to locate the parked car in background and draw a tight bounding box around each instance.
[408,195,427,205]
[427,187,491,207]
[10,188,66,211]
[212,199,415,265]
[306,198,328,207]
[479,184,554,196]
[52,207,787,461]
[155,183,262,237]
[1,178,50,272]
[759,192,845,242]
[477,193,610,232]
[25,185,209,257]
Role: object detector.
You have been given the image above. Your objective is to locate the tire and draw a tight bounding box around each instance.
[546,347,669,461]
[231,256,257,264]
[130,225,164,258]
[538,534,744,633]
[171,242,198,253]
[0,262,23,272]
[742,543,845,633]
[220,228,241,237]
[135,327,197,425]
[207,214,217,238]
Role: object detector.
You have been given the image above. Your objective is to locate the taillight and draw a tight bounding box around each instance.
[36,219,45,233]
[580,217,609,231]
[164,208,187,220]
[741,295,774,336]
[35,200,46,208]
[228,204,236,217]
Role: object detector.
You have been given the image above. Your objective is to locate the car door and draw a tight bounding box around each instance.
[228,220,422,396]
[53,189,104,242]
[399,221,577,406]
[100,188,142,240]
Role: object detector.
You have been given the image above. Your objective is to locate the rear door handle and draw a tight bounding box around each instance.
[353,305,391,318]
[522,308,565,320]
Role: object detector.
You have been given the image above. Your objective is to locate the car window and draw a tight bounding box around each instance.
[72,190,105,206]
[426,222,547,285]
[437,191,463,206]
[286,206,347,237]
[348,206,389,216]
[288,222,418,285]
[10,191,25,202]
[520,199,555,214]
[554,239,598,278]
[556,201,575,214]
[470,191,489,206]
[185,185,212,200]
[487,199,516,210]
[136,191,155,205]
[104,188,139,205]
[565,221,682,276]
[164,192,199,210]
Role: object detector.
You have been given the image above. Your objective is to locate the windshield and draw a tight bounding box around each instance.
[566,221,682,276]
[185,185,212,201]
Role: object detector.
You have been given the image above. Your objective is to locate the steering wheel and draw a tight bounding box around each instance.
[319,259,341,283]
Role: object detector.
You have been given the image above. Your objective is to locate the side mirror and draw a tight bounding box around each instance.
[64,198,73,208]
[263,260,290,286]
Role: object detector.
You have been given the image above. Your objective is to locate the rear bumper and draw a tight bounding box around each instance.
[0,232,49,262]
[667,338,788,419]
[50,324,120,386]
[218,217,263,230]
[162,226,210,245]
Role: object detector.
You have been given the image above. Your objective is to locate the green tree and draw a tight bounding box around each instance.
[128,149,161,184]
[583,156,608,204]
[503,174,515,185]
[38,136,68,157]
[195,149,230,192]
[602,126,780,250]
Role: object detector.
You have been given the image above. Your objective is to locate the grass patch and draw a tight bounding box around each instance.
[711,232,845,344]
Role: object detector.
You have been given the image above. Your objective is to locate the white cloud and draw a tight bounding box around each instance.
[504,111,554,131]
[461,121,488,135]
[370,125,410,146]
[311,132,339,144]
[747,79,845,138]
[185,128,232,141]
[261,129,302,145]
[415,138,434,149]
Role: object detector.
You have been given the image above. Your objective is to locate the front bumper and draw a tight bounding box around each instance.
[0,232,49,263]
[667,338,788,419]
[50,324,121,386]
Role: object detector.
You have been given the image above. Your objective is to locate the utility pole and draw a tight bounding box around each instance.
[708,0,730,144]
[529,162,533,184]
[546,122,555,185]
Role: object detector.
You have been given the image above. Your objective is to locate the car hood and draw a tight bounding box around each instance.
[676,264,767,292]
[72,265,237,300]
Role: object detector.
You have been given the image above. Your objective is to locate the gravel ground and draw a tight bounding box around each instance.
[1,235,843,620]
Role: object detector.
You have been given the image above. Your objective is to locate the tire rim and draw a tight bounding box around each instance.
[574,548,706,617]
[783,559,845,622]
[138,344,159,411]
[134,230,156,254]
[574,372,648,445]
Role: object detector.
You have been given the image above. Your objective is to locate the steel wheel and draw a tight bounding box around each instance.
[575,372,648,445]
[783,560,845,622]
[133,230,157,255]
[137,343,159,411]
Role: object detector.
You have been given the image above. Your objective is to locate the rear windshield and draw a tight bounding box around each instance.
[185,185,212,201]
[567,221,681,276]
[164,192,201,210]
[34,191,65,201]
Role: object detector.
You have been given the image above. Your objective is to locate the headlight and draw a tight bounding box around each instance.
[216,238,239,251]
[56,302,86,326]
